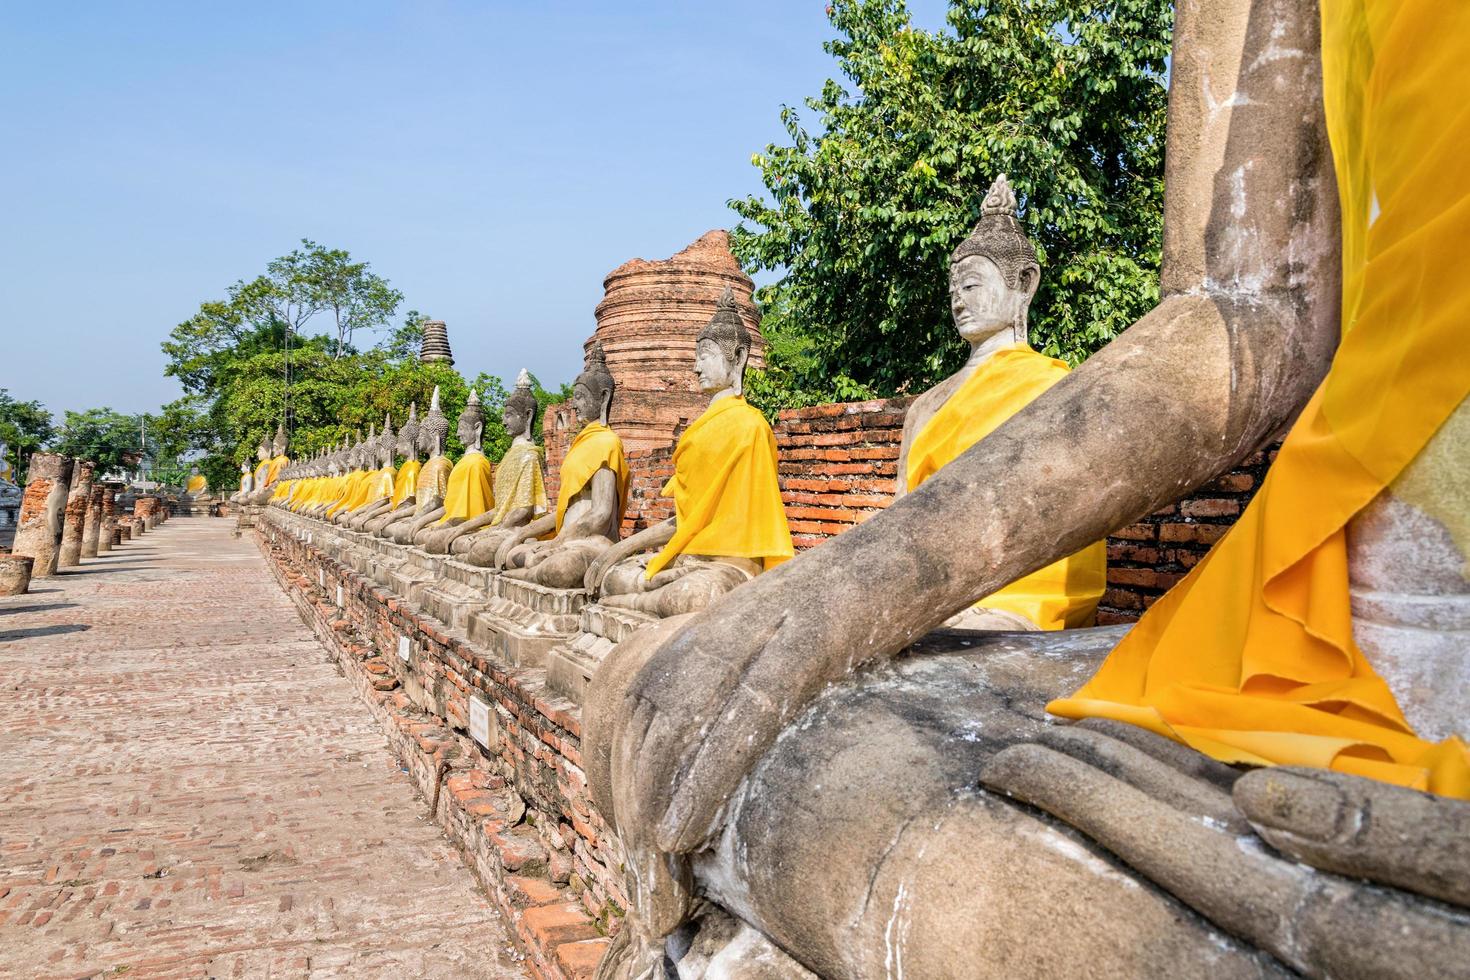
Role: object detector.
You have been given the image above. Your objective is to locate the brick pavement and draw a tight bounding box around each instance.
[0,516,527,979]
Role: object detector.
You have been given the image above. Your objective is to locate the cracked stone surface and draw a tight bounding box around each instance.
[0,516,527,979]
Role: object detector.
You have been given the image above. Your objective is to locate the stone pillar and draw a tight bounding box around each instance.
[133,497,155,531]
[0,555,32,596]
[81,485,104,558]
[98,484,118,553]
[118,521,132,542]
[57,459,96,568]
[13,453,72,578]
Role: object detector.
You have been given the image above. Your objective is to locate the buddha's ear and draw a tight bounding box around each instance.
[598,386,613,424]
[474,420,484,446]
[1018,264,1041,301]
[731,346,750,395]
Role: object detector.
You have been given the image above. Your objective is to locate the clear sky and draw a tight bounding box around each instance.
[2,1,948,419]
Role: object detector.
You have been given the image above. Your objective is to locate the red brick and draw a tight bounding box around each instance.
[1181,498,1240,519]
[519,901,600,948]
[506,874,564,907]
[556,937,613,980]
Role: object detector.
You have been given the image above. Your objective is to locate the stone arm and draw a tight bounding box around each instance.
[494,514,555,568]
[585,518,676,593]
[588,0,1343,857]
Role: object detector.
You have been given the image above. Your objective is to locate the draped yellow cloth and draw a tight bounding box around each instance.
[437,451,494,524]
[327,471,368,516]
[488,440,548,526]
[554,422,629,534]
[647,396,794,579]
[266,455,289,485]
[271,479,291,501]
[1049,0,1470,799]
[907,345,1107,629]
[186,474,207,494]
[391,459,421,508]
[414,455,454,515]
[357,466,396,510]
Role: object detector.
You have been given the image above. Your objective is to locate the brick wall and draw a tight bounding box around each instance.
[546,398,1276,625]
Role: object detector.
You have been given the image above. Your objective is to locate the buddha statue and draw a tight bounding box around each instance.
[246,437,272,502]
[584,288,792,618]
[894,175,1106,631]
[185,465,207,496]
[428,369,548,556]
[247,423,290,505]
[326,427,373,520]
[496,344,628,589]
[583,1,1470,976]
[387,388,453,545]
[337,416,397,526]
[411,389,494,546]
[0,438,12,486]
[364,403,422,535]
[302,440,350,519]
[232,462,253,504]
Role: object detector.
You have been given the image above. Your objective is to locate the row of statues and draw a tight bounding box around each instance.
[244,0,1470,968]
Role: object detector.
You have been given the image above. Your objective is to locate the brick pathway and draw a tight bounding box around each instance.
[0,517,526,979]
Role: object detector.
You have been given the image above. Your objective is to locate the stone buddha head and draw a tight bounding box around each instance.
[695,286,752,396]
[458,389,485,453]
[256,438,271,464]
[377,414,395,468]
[420,387,450,458]
[272,422,288,458]
[572,342,615,426]
[397,403,421,462]
[949,174,1040,350]
[504,369,538,441]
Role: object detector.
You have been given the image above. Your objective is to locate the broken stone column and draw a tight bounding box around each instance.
[98,483,119,553]
[0,555,32,596]
[58,459,96,567]
[134,496,156,531]
[82,484,104,558]
[13,453,72,578]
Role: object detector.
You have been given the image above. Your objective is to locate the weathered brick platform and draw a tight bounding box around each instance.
[0,517,526,979]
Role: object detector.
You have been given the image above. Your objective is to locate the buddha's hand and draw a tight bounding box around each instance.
[979,719,1470,978]
[585,556,881,856]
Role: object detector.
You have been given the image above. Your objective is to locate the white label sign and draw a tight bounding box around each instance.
[318,568,325,587]
[336,584,344,608]
[469,695,492,749]
[397,635,411,662]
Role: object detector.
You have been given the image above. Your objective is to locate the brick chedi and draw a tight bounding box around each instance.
[586,230,763,454]
[419,319,454,365]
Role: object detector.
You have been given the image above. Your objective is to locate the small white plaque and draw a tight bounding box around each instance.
[307,532,313,544]
[336,584,344,608]
[397,635,411,662]
[469,695,491,748]
[318,568,325,587]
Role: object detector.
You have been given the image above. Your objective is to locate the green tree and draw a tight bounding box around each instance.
[730,0,1171,399]
[0,389,56,484]
[53,407,148,479]
[382,309,429,361]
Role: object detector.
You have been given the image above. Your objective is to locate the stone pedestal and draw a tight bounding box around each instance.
[98,483,119,553]
[58,459,96,567]
[420,561,496,632]
[0,555,33,596]
[466,576,589,668]
[81,485,104,558]
[544,602,659,704]
[13,453,72,578]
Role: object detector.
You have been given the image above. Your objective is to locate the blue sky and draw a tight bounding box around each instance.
[2,1,948,418]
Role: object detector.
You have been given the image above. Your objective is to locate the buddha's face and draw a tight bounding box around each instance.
[694,339,740,394]
[949,255,1034,347]
[257,443,271,462]
[572,382,604,424]
[396,428,417,457]
[457,414,481,448]
[503,404,530,438]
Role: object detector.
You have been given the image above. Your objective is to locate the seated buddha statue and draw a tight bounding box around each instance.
[584,288,793,619]
[325,428,373,520]
[246,423,290,505]
[185,465,207,497]
[411,390,494,547]
[428,369,548,556]
[896,175,1105,631]
[495,344,627,588]
[583,2,1470,975]
[354,408,418,532]
[242,437,271,505]
[336,415,397,526]
[231,462,252,504]
[302,441,351,519]
[364,405,422,534]
[386,388,454,545]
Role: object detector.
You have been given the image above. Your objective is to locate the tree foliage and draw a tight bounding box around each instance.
[0,389,56,484]
[53,407,148,480]
[730,0,1171,399]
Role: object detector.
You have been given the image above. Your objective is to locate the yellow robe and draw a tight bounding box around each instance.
[186,474,207,494]
[487,440,548,526]
[647,396,794,579]
[907,345,1107,629]
[391,459,421,508]
[1049,0,1470,799]
[437,451,494,524]
[266,455,289,485]
[252,459,271,489]
[327,471,369,516]
[415,455,454,515]
[356,466,396,511]
[555,422,629,534]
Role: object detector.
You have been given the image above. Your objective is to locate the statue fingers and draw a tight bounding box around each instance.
[1234,766,1470,909]
[1074,717,1241,792]
[981,744,1470,978]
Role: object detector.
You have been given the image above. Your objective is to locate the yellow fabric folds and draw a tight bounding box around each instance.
[437,451,493,524]
[266,455,289,485]
[647,396,794,579]
[391,459,421,508]
[907,344,1107,629]
[488,441,548,526]
[360,466,396,509]
[186,474,207,494]
[415,455,454,515]
[1048,0,1470,799]
[327,471,368,516]
[555,422,629,534]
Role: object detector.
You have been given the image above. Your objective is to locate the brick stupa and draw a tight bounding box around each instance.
[419,320,454,365]
[586,230,763,453]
